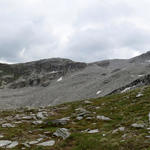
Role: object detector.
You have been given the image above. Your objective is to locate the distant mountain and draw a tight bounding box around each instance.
[1,51,150,109]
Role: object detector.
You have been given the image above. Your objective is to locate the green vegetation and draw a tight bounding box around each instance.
[0,86,150,149]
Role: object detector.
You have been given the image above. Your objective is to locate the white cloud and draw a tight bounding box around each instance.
[0,0,150,63]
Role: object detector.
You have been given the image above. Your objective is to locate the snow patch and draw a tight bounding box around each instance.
[138,74,145,77]
[96,90,102,95]
[57,77,63,82]
[50,71,58,74]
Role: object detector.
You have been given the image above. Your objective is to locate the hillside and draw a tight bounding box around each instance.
[1,51,150,109]
[0,85,149,149]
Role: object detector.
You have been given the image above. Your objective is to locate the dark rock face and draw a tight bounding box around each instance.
[0,58,87,89]
[109,74,150,94]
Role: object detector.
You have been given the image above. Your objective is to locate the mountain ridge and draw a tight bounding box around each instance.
[0,51,150,109]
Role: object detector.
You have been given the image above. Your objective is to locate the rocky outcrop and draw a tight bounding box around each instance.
[0,58,87,89]
[109,74,150,95]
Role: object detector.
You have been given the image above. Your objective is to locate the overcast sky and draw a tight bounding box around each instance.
[0,0,150,63]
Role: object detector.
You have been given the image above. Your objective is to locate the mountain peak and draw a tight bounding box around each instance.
[130,51,150,63]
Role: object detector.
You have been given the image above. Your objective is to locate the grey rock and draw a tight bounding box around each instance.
[7,141,18,148]
[87,129,99,133]
[22,116,33,120]
[22,143,31,148]
[131,123,145,128]
[76,116,83,120]
[32,120,43,125]
[37,140,55,146]
[0,140,12,147]
[49,117,70,126]
[53,128,70,139]
[136,93,143,98]
[112,127,125,134]
[37,112,47,119]
[2,123,15,128]
[84,100,92,104]
[96,115,111,121]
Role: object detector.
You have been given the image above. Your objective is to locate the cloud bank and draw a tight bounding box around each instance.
[0,0,150,63]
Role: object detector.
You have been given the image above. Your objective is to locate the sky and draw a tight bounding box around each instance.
[0,0,150,63]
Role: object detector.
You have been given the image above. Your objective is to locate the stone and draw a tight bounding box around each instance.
[131,123,145,128]
[29,141,39,145]
[32,120,43,125]
[76,116,83,120]
[37,112,47,119]
[88,129,99,134]
[0,135,4,138]
[0,140,12,147]
[29,138,43,145]
[2,123,15,128]
[22,143,30,148]
[136,93,143,98]
[84,100,92,104]
[37,140,55,146]
[81,129,90,133]
[96,106,100,109]
[22,116,33,120]
[75,108,86,112]
[14,121,23,124]
[53,128,70,139]
[7,141,18,148]
[86,117,93,120]
[49,117,70,126]
[112,127,125,134]
[76,108,90,117]
[97,115,111,121]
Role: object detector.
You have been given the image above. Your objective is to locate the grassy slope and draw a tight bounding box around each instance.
[0,86,150,150]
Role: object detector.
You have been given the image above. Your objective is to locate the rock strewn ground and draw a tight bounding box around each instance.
[0,86,150,149]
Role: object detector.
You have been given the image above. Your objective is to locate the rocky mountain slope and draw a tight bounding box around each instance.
[1,51,150,108]
[0,85,149,149]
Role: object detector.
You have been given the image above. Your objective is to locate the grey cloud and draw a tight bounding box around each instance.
[0,0,150,63]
